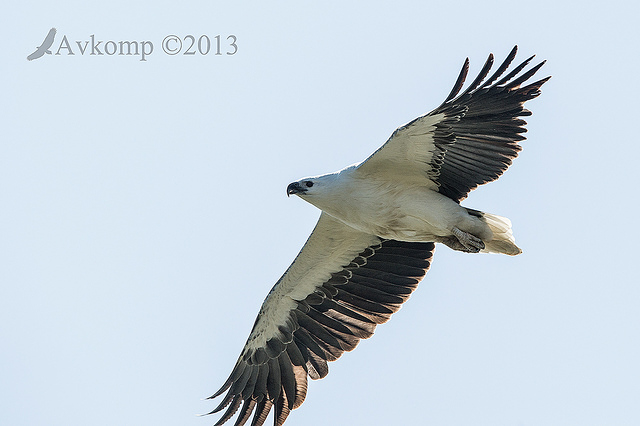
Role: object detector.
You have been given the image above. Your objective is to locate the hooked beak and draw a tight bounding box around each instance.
[287,182,307,197]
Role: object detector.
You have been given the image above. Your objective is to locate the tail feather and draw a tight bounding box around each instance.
[472,210,522,256]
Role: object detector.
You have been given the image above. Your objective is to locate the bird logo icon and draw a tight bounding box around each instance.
[27,28,57,61]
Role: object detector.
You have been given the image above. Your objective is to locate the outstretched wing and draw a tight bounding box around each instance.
[41,28,57,49]
[208,213,435,426]
[357,45,550,202]
[27,50,44,61]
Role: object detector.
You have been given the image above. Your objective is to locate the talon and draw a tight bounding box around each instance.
[451,227,485,253]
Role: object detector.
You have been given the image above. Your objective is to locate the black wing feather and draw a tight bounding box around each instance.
[430,46,549,201]
[209,240,435,425]
[234,398,256,426]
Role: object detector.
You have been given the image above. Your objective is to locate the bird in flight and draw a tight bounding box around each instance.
[27,28,57,61]
[208,46,549,426]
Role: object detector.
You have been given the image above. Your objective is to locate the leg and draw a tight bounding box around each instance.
[450,227,485,253]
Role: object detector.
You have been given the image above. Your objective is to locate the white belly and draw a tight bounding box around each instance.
[323,184,480,242]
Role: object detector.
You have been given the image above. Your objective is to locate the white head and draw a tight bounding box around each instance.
[286,165,358,214]
[286,172,340,200]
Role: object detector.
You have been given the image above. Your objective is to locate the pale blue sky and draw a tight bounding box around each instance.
[3,1,639,425]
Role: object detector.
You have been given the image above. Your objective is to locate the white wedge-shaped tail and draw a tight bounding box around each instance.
[479,212,522,255]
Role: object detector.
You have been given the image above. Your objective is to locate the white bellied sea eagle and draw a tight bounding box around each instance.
[208,46,549,426]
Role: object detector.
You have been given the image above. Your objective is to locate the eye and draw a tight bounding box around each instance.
[305,181,314,188]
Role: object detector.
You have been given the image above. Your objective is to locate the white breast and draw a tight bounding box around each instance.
[315,174,470,242]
